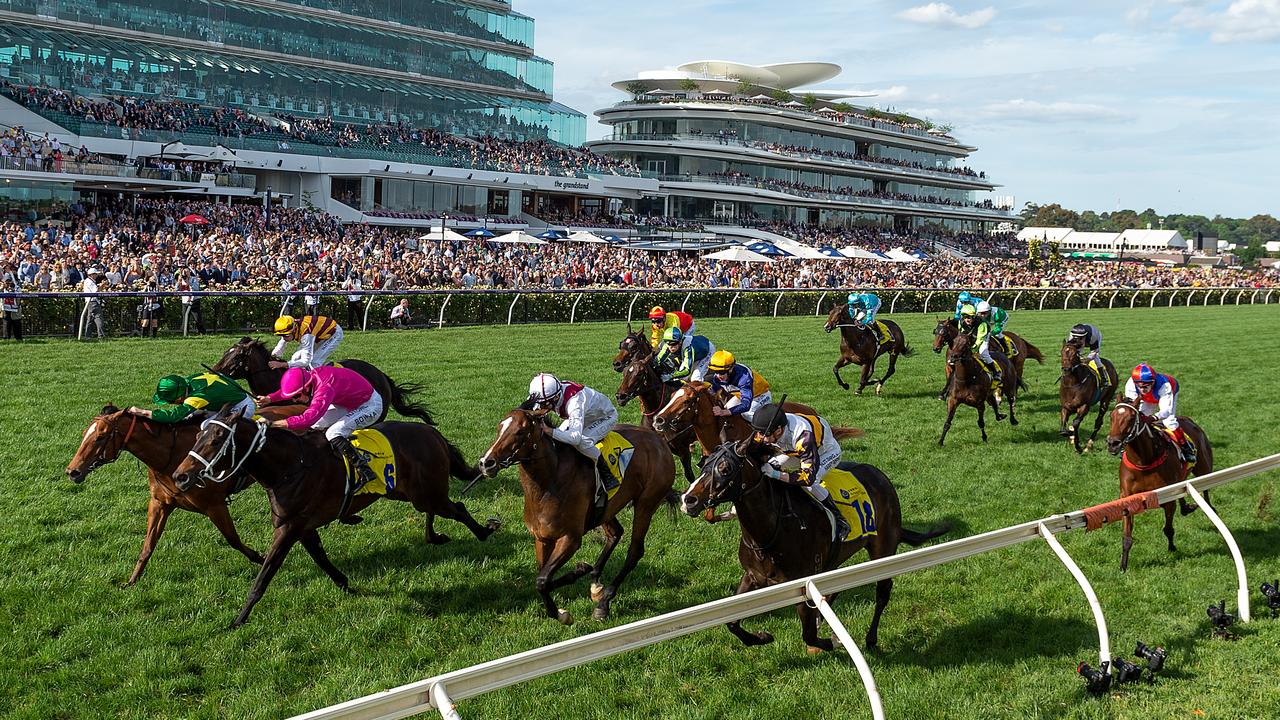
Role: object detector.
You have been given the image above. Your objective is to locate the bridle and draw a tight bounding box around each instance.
[620,360,670,416]
[695,443,786,554]
[184,417,268,486]
[1113,400,1152,447]
[487,415,549,470]
[82,413,140,473]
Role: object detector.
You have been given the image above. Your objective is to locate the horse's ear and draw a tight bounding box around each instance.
[239,336,252,344]
[733,437,752,456]
[517,398,537,412]
[626,322,633,335]
[102,404,119,415]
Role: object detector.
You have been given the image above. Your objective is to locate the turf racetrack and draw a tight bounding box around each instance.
[2,305,1278,720]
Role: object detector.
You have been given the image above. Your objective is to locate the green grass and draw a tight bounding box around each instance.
[2,305,1279,720]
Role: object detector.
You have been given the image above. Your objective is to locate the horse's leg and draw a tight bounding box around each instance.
[977,401,988,442]
[203,499,265,566]
[595,501,660,620]
[1059,402,1072,438]
[424,513,449,545]
[1181,489,1207,516]
[536,534,584,625]
[299,529,350,591]
[231,523,304,628]
[855,360,873,395]
[127,495,175,585]
[1163,502,1177,553]
[726,574,774,646]
[1006,383,1018,427]
[1120,514,1134,573]
[799,601,833,654]
[433,499,500,541]
[865,578,893,650]
[1086,401,1108,453]
[939,399,959,446]
[676,442,695,487]
[938,364,953,401]
[988,388,1005,422]
[833,356,851,391]
[876,351,899,396]
[588,518,625,618]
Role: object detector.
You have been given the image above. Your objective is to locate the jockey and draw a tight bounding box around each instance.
[271,314,343,370]
[129,371,254,425]
[526,373,618,487]
[648,305,696,349]
[847,291,883,343]
[976,301,1013,356]
[959,304,1003,388]
[1068,323,1103,364]
[1123,363,1197,463]
[953,291,985,321]
[707,350,772,421]
[263,366,383,490]
[655,327,717,383]
[750,403,850,540]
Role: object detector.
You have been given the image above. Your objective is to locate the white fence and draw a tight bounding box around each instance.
[292,452,1280,720]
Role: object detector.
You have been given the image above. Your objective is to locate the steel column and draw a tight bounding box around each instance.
[1186,485,1251,623]
[805,581,885,720]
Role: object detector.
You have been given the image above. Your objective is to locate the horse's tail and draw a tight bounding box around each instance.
[1024,339,1045,364]
[385,378,437,426]
[900,342,915,357]
[899,523,952,547]
[833,426,866,441]
[664,489,681,522]
[444,437,483,485]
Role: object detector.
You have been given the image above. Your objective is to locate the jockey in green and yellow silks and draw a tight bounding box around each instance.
[976,300,1014,356]
[128,372,255,423]
[959,303,1003,389]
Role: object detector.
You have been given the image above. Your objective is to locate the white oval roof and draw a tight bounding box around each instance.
[675,60,840,90]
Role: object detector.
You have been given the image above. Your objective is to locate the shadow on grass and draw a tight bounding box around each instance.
[876,611,1097,668]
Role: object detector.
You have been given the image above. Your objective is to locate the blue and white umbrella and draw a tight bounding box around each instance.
[536,230,566,240]
[464,228,496,238]
[747,241,791,257]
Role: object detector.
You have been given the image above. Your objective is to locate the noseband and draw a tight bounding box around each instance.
[185,418,269,486]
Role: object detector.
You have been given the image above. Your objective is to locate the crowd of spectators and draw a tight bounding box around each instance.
[1,125,112,171]
[690,172,1003,210]
[745,140,985,179]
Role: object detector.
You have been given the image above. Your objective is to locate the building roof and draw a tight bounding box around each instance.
[612,59,867,98]
[1117,229,1186,247]
[1016,227,1074,242]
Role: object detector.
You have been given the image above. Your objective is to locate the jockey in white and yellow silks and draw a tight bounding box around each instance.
[707,350,772,421]
[271,314,343,369]
[1124,363,1197,463]
[655,327,716,382]
[648,306,696,349]
[750,402,850,540]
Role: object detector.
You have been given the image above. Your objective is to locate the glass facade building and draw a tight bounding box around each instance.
[0,0,585,144]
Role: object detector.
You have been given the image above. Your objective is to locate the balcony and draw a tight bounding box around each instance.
[0,155,256,188]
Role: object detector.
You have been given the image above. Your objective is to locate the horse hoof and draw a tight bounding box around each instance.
[1181,504,1198,516]
[247,553,265,565]
[339,514,363,525]
[429,533,452,545]
[875,384,883,396]
[592,605,610,621]
[1085,440,1095,452]
[590,582,605,602]
[575,561,593,575]
[1009,417,1019,427]
[557,609,574,626]
[754,631,774,645]
[806,645,826,655]
[485,517,502,531]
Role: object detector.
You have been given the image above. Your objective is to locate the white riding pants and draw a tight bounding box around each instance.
[315,390,384,440]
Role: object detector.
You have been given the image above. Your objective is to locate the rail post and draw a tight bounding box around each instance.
[680,291,693,313]
[728,292,741,319]
[923,291,934,314]
[1130,291,1140,309]
[1251,290,1260,305]
[1267,289,1276,304]
[889,290,901,314]
[181,303,191,338]
[1108,290,1119,309]
[805,581,885,720]
[437,294,452,328]
[772,292,784,318]
[1151,291,1160,308]
[430,683,462,720]
[1186,485,1251,623]
[815,292,828,316]
[1038,291,1049,311]
[1220,289,1229,306]
[1169,291,1178,308]
[627,293,640,323]
[77,300,89,340]
[1086,291,1097,310]
[1063,290,1074,311]
[1235,290,1244,306]
[1039,523,1110,667]
[506,294,522,325]
[1012,290,1024,312]
[362,296,375,332]
[569,293,585,324]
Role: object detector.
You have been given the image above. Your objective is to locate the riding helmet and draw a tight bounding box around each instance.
[750,404,788,435]
[152,374,188,404]
[708,350,736,373]
[648,306,666,322]
[663,327,683,344]
[1131,363,1156,384]
[273,315,297,336]
[528,373,563,405]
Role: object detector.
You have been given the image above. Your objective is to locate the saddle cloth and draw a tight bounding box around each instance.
[346,428,396,496]
[820,466,878,543]
[994,334,1017,357]
[596,431,634,500]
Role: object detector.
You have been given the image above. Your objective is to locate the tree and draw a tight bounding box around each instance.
[678,78,700,93]
[1244,214,1280,245]
[624,81,650,98]
[801,92,819,109]
[1027,203,1080,228]
[832,102,854,113]
[735,78,753,96]
[770,89,793,102]
[1107,209,1141,231]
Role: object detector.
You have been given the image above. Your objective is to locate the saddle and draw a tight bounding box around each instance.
[336,428,396,523]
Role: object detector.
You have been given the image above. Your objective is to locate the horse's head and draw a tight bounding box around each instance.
[172,404,255,492]
[651,381,709,434]
[616,356,659,407]
[932,317,956,353]
[1061,340,1082,374]
[681,438,758,516]
[213,337,271,379]
[478,408,549,478]
[1106,397,1146,456]
[823,305,845,333]
[612,324,651,372]
[947,332,975,368]
[66,405,137,483]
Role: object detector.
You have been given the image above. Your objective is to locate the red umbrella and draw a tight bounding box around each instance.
[179,214,209,225]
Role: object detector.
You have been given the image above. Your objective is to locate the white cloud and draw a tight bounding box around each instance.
[978,99,1130,122]
[1175,0,1280,43]
[898,3,997,29]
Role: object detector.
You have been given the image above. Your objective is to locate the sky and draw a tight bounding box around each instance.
[528,0,1280,218]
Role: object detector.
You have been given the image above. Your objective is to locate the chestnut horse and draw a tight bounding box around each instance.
[615,355,696,486]
[172,406,500,627]
[939,333,1018,445]
[933,317,1042,400]
[1059,341,1119,454]
[477,409,675,623]
[682,438,948,651]
[65,403,300,584]
[823,306,913,395]
[612,325,653,372]
[1106,398,1213,572]
[212,337,432,424]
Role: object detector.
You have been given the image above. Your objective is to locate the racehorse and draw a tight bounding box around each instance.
[212,337,432,424]
[612,325,654,372]
[932,317,1042,399]
[477,408,675,623]
[1059,341,1119,454]
[823,306,913,395]
[615,355,697,486]
[939,332,1018,445]
[1106,398,1213,572]
[65,403,300,584]
[681,438,948,651]
[172,405,500,627]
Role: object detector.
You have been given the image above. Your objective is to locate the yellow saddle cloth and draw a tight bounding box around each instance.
[596,431,634,500]
[871,320,892,346]
[1087,359,1107,388]
[346,428,397,496]
[821,467,878,543]
[994,334,1017,357]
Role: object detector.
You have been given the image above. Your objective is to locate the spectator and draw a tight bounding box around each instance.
[1,275,21,341]
[389,299,413,329]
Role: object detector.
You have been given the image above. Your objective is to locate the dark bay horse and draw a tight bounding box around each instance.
[477,409,675,623]
[172,406,499,627]
[612,325,653,372]
[212,337,432,424]
[823,306,913,395]
[1059,341,1119,454]
[615,356,696,486]
[933,317,1042,399]
[939,333,1018,445]
[682,439,948,651]
[65,403,300,584]
[1106,398,1213,572]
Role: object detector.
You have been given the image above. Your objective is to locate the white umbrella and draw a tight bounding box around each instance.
[703,89,731,96]
[488,230,549,245]
[783,100,807,108]
[646,88,674,96]
[701,247,774,263]
[567,231,608,244]
[840,246,884,260]
[885,248,922,263]
[419,229,470,242]
[748,94,774,101]
[783,245,830,260]
[816,106,838,114]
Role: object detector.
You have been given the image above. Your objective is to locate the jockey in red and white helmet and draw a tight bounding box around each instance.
[527,373,619,485]
[1123,362,1196,463]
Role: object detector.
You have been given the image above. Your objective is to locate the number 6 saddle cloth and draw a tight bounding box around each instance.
[345,428,397,496]
[820,464,878,543]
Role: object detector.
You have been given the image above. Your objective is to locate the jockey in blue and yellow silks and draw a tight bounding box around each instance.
[707,350,771,421]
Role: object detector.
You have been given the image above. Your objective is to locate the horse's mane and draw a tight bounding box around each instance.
[237,336,270,353]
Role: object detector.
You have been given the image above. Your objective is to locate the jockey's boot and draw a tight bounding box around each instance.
[872,322,884,345]
[1174,431,1198,465]
[987,362,1004,401]
[820,493,851,541]
[330,435,375,524]
[596,454,618,493]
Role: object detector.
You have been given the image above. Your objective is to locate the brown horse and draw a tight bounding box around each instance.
[212,337,431,424]
[615,356,696,486]
[682,438,948,651]
[612,325,654,372]
[823,306,913,395]
[477,409,675,623]
[939,332,1018,445]
[1106,398,1213,572]
[171,406,500,627]
[1059,341,1119,454]
[933,318,1042,400]
[65,403,300,584]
